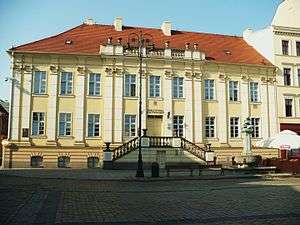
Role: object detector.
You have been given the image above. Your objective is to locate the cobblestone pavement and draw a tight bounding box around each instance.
[0,175,299,225]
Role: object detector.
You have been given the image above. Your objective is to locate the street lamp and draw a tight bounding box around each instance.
[126,31,154,177]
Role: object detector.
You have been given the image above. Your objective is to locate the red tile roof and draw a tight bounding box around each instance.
[10,23,273,66]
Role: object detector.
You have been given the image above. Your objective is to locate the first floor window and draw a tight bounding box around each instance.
[124,74,136,97]
[88,114,100,137]
[283,68,291,86]
[173,77,184,98]
[59,113,72,136]
[251,118,260,138]
[33,71,47,94]
[173,116,184,137]
[32,112,45,135]
[285,99,293,117]
[250,82,259,102]
[205,117,215,138]
[88,73,101,96]
[124,115,136,137]
[230,117,240,138]
[60,72,73,95]
[298,69,300,87]
[296,41,300,56]
[204,79,214,100]
[229,81,239,101]
[149,76,160,97]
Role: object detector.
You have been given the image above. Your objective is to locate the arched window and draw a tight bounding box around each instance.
[87,157,99,168]
[57,156,70,168]
[30,156,43,168]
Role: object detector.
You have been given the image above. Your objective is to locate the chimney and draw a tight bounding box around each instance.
[84,17,95,25]
[161,21,172,36]
[243,28,253,39]
[114,17,123,31]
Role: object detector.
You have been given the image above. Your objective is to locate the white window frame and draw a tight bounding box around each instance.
[173,115,184,137]
[284,98,294,117]
[229,117,240,138]
[297,68,300,87]
[31,112,45,136]
[282,39,289,55]
[205,116,215,138]
[172,77,184,98]
[251,117,260,138]
[87,114,100,137]
[228,80,239,101]
[60,72,73,95]
[124,74,137,97]
[88,73,101,96]
[58,112,72,136]
[204,79,215,100]
[149,75,161,98]
[124,114,136,137]
[33,71,47,94]
[249,82,260,102]
[283,67,292,86]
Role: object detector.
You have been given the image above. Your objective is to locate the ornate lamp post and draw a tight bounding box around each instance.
[126,31,154,177]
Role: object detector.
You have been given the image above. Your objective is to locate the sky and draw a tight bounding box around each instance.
[0,0,282,101]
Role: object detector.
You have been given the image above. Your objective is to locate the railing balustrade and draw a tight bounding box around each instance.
[180,138,206,161]
[112,137,139,161]
[149,136,172,147]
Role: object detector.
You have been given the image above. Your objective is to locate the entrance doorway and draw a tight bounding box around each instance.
[147,115,163,136]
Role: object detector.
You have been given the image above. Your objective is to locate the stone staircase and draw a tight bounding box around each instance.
[103,136,213,170]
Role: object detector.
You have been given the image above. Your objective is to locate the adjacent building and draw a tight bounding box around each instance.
[2,17,278,168]
[244,0,300,134]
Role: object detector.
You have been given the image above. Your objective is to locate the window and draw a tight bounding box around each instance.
[88,114,100,137]
[173,77,184,98]
[230,117,240,138]
[87,157,99,168]
[88,73,101,96]
[285,99,293,117]
[124,115,136,137]
[30,156,43,168]
[251,118,260,138]
[282,40,289,55]
[149,76,160,97]
[60,72,73,95]
[205,117,215,138]
[33,71,46,94]
[283,68,291,86]
[57,156,70,168]
[204,79,214,100]
[250,82,259,102]
[32,112,45,136]
[59,113,72,136]
[296,41,300,56]
[229,81,239,101]
[124,74,136,97]
[173,116,184,137]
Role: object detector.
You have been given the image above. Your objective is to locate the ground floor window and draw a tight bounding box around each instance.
[124,115,136,137]
[57,156,70,168]
[87,157,99,168]
[30,156,43,168]
[173,116,184,137]
[205,116,215,138]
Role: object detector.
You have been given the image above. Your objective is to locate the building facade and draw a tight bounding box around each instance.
[2,18,278,168]
[244,0,300,134]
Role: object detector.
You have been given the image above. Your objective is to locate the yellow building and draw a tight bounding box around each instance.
[244,0,300,135]
[2,18,278,168]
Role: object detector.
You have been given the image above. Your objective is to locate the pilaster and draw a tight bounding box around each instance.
[268,78,278,137]
[103,68,113,142]
[240,75,250,123]
[193,73,203,143]
[163,70,173,136]
[46,65,58,145]
[113,68,123,143]
[20,65,32,142]
[184,71,193,141]
[261,77,270,139]
[74,66,86,146]
[10,65,21,141]
[217,74,228,145]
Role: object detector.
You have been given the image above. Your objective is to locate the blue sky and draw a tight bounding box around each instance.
[0,0,281,100]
